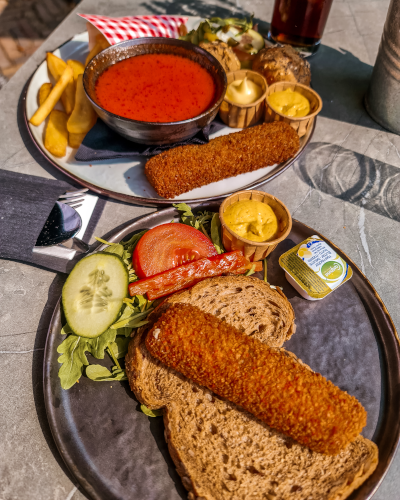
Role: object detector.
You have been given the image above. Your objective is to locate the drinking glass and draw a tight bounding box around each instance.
[269,0,334,55]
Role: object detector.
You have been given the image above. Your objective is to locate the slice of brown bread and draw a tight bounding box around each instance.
[126,332,378,500]
[155,276,296,347]
[125,276,378,500]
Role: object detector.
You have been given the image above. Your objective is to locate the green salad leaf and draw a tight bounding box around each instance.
[59,229,154,389]
[140,404,163,417]
[110,336,131,359]
[173,203,225,254]
[60,323,73,336]
[57,335,91,390]
[245,264,256,276]
[86,365,128,381]
[211,213,225,254]
[88,328,117,359]
[263,258,268,283]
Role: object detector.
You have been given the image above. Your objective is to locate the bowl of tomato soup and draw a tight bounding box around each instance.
[83,38,227,145]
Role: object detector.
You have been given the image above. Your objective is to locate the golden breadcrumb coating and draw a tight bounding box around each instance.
[145,122,300,198]
[146,303,367,455]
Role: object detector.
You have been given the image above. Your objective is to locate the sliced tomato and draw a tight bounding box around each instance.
[132,223,218,279]
[129,250,248,300]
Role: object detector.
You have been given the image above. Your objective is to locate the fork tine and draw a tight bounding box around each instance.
[62,197,85,205]
[59,188,89,199]
[68,203,83,209]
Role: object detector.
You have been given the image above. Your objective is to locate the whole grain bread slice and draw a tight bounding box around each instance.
[126,331,378,500]
[125,276,378,500]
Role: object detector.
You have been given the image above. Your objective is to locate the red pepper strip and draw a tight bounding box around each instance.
[129,250,248,300]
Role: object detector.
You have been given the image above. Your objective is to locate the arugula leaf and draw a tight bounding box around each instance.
[88,328,117,359]
[245,264,256,276]
[121,230,147,254]
[110,336,131,359]
[140,404,163,417]
[57,335,91,390]
[60,323,73,336]
[102,243,124,257]
[86,365,128,381]
[210,213,225,254]
[173,203,218,242]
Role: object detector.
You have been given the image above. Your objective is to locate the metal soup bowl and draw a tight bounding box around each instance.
[83,37,227,145]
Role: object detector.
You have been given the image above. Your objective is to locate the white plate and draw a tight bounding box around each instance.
[24,18,314,206]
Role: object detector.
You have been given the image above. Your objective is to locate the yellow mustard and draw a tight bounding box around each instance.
[224,200,279,242]
[268,88,310,118]
[226,77,263,105]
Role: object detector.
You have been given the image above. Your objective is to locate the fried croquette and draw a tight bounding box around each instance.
[145,121,300,199]
[146,303,367,455]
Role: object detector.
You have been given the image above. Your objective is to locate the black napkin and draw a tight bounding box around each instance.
[0,170,72,262]
[75,119,226,162]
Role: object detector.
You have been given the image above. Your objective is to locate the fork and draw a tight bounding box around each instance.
[58,188,89,209]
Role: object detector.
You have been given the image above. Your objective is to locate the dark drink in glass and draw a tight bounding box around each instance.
[269,0,333,54]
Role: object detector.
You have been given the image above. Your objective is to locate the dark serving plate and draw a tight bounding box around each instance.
[43,203,400,500]
[84,37,227,145]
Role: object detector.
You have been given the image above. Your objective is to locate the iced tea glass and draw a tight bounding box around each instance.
[269,0,333,55]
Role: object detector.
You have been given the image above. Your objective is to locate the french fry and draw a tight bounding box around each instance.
[85,35,110,66]
[67,74,97,134]
[46,52,66,80]
[38,82,53,106]
[96,33,111,50]
[68,132,86,149]
[30,65,74,126]
[46,52,75,114]
[44,110,68,157]
[63,80,76,115]
[85,42,102,67]
[67,59,85,80]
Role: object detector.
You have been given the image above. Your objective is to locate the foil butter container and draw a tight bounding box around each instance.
[279,235,353,300]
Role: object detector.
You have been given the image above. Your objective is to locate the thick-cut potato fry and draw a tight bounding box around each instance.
[85,35,110,66]
[44,110,68,157]
[67,59,85,80]
[46,52,66,80]
[85,42,102,67]
[30,66,74,126]
[46,52,75,114]
[68,132,86,149]
[96,33,111,50]
[38,83,53,106]
[63,80,76,115]
[67,74,97,134]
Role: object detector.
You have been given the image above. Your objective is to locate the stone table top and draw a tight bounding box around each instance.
[0,0,399,498]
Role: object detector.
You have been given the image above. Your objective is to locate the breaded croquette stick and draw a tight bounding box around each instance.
[146,303,367,455]
[145,122,300,198]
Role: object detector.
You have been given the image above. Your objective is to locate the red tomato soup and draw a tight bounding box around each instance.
[95,53,217,122]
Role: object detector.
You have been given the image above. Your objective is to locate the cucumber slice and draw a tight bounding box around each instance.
[62,253,128,338]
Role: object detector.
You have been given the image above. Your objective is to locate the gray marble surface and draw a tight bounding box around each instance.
[0,0,399,498]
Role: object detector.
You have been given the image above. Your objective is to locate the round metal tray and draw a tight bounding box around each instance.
[44,203,400,500]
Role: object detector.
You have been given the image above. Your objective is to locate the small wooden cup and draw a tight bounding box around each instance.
[219,190,292,262]
[219,70,267,128]
[265,82,322,138]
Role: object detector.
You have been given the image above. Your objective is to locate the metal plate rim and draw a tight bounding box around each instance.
[43,205,400,500]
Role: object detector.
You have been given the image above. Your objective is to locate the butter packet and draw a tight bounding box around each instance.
[279,235,352,300]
